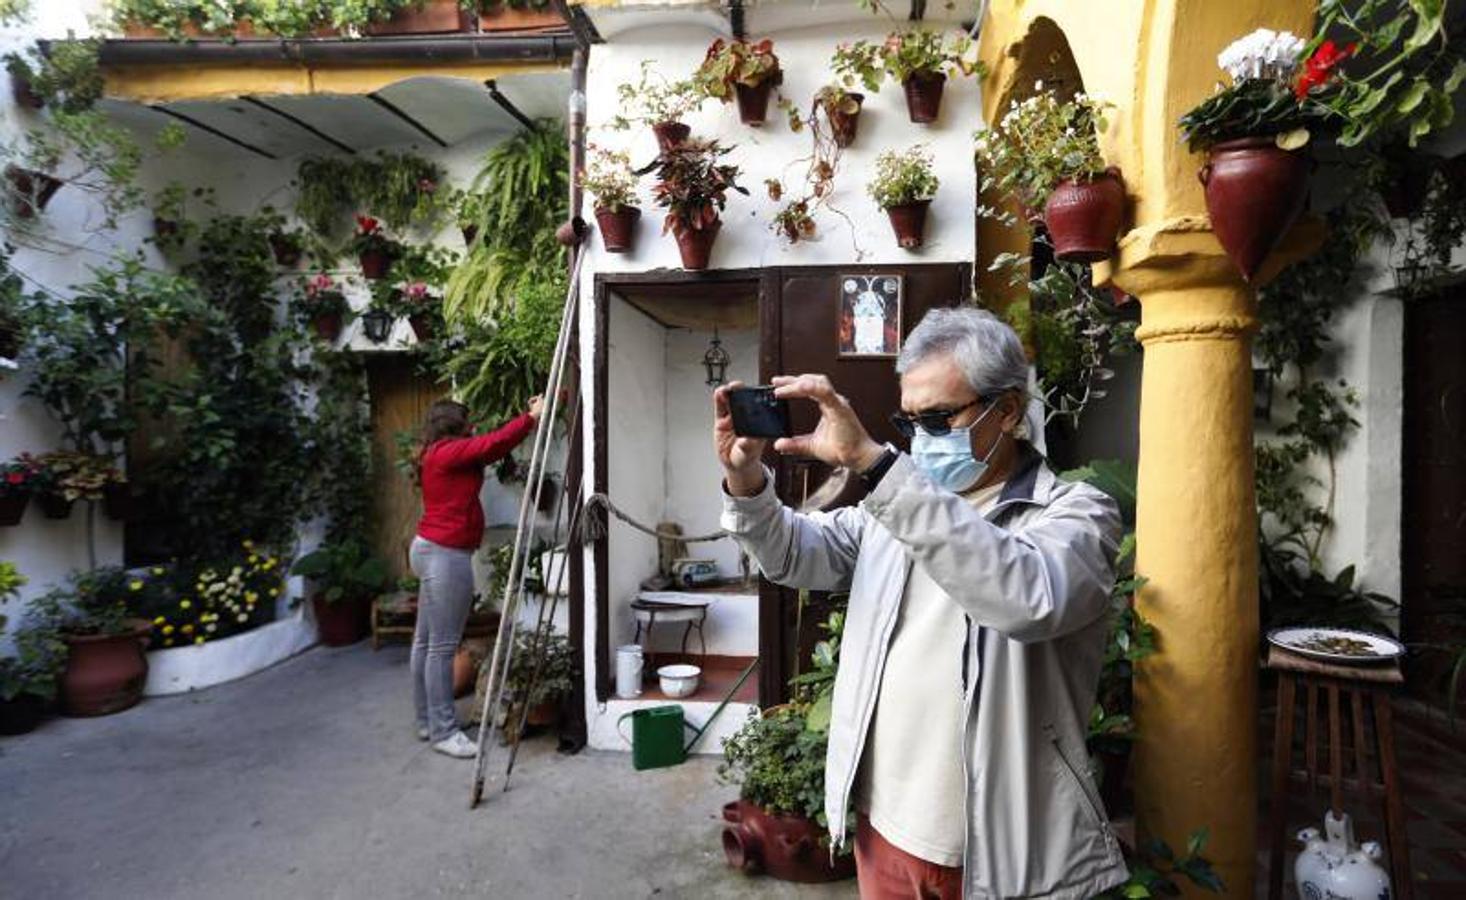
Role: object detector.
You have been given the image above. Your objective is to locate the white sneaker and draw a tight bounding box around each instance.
[432,730,478,759]
[416,725,429,741]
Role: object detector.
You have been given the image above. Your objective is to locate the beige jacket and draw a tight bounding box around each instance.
[722,449,1129,899]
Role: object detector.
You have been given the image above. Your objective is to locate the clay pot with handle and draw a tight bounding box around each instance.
[1199,136,1309,282]
[721,800,857,883]
[1043,167,1127,263]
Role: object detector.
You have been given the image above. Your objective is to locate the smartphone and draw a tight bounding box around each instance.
[727,385,790,439]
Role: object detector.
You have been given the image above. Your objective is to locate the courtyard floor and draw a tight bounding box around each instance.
[0,644,854,900]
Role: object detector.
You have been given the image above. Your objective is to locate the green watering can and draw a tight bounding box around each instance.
[618,660,756,771]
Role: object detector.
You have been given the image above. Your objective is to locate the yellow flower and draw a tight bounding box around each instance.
[269,587,280,597]
[164,638,174,647]
[180,599,192,610]
[181,624,194,634]
[195,636,206,645]
[245,591,258,603]
[153,616,166,625]
[248,555,258,564]
[263,559,276,571]
[242,539,254,549]
[162,625,175,635]
[129,580,144,592]
[236,613,247,623]
[150,566,165,576]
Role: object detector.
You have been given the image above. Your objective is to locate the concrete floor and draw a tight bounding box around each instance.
[0,644,858,900]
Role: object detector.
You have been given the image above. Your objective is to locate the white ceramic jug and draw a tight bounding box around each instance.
[615,644,644,699]
[1294,810,1392,900]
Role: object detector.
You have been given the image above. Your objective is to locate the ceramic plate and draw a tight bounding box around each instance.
[1267,627,1404,664]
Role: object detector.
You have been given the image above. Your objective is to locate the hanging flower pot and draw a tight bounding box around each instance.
[734,80,775,126]
[0,493,28,526]
[60,620,151,717]
[269,233,303,267]
[408,313,435,342]
[5,165,63,219]
[595,205,641,253]
[152,216,180,240]
[313,594,369,647]
[884,199,931,249]
[358,248,393,280]
[36,492,74,520]
[674,218,722,270]
[1043,167,1127,263]
[652,121,691,153]
[311,312,344,342]
[461,224,479,246]
[902,72,947,124]
[823,92,864,149]
[1199,137,1310,282]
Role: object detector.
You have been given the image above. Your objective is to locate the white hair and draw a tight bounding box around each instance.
[896,306,1030,400]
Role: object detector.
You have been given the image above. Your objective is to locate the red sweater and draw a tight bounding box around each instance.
[417,413,536,550]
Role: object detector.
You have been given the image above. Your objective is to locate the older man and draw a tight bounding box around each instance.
[714,307,1129,900]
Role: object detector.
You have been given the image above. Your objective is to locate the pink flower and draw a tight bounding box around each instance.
[306,273,335,296]
[417,178,436,194]
[404,281,430,302]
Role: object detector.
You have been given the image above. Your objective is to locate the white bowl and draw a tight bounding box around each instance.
[657,664,701,698]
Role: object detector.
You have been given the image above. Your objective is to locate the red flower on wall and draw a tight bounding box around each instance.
[1294,39,1356,99]
[354,215,380,235]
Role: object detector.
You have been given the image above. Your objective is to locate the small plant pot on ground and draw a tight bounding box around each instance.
[652,121,691,154]
[673,219,722,270]
[902,72,947,124]
[722,800,856,883]
[734,81,775,126]
[884,199,931,249]
[1043,168,1127,263]
[5,166,64,219]
[60,620,152,717]
[0,693,48,735]
[36,493,74,520]
[314,595,370,647]
[1199,136,1310,282]
[311,313,344,342]
[595,205,641,253]
[0,494,27,526]
[357,249,394,280]
[825,93,863,148]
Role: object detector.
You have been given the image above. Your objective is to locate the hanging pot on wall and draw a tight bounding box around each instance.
[311,312,344,342]
[734,79,776,126]
[595,205,641,253]
[269,233,303,267]
[1199,137,1309,282]
[1043,167,1127,263]
[884,199,931,249]
[357,248,394,280]
[5,165,63,219]
[0,493,28,527]
[461,224,479,246]
[673,218,722,270]
[824,92,864,148]
[652,121,691,154]
[60,620,151,717]
[902,72,946,124]
[36,492,74,520]
[408,312,436,342]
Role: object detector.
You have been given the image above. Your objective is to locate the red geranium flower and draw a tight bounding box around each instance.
[354,215,380,235]
[6,472,23,485]
[1295,39,1356,99]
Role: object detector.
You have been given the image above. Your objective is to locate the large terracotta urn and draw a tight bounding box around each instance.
[1199,137,1309,282]
[1044,168,1127,263]
[721,800,856,883]
[61,620,152,717]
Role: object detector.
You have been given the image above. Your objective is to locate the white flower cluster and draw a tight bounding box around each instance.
[1217,28,1305,82]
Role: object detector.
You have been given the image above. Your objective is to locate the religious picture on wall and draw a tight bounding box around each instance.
[838,274,903,358]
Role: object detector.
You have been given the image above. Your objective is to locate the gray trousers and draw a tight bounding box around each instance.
[409,536,475,741]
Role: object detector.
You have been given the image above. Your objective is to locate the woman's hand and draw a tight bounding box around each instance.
[771,374,885,472]
[527,395,546,421]
[712,381,768,497]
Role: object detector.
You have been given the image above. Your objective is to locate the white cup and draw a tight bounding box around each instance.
[615,644,644,699]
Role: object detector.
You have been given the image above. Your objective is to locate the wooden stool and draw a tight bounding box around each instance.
[1265,645,1410,900]
[371,594,417,650]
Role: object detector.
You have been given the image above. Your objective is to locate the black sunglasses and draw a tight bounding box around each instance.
[889,398,985,439]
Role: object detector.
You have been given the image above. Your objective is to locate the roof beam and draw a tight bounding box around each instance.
[151,105,278,159]
[484,79,536,130]
[366,92,448,148]
[241,96,357,155]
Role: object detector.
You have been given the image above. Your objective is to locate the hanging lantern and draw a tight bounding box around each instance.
[362,308,393,344]
[703,329,730,387]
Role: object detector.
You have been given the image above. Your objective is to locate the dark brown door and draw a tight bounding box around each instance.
[1402,288,1466,700]
[366,356,446,582]
[757,263,971,704]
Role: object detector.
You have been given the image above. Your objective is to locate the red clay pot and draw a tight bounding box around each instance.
[525,700,557,726]
[269,233,302,267]
[722,800,857,883]
[902,72,946,124]
[595,205,641,253]
[674,218,722,270]
[1043,168,1127,263]
[824,92,863,148]
[11,72,44,110]
[885,199,931,249]
[1199,136,1309,282]
[5,166,63,219]
[358,248,393,280]
[60,620,151,717]
[311,312,343,342]
[0,494,27,526]
[36,493,74,520]
[734,80,774,126]
[652,121,691,154]
[452,645,476,698]
[0,693,47,735]
[102,483,138,522]
[367,0,469,34]
[314,595,369,647]
[408,313,435,342]
[461,224,479,246]
[477,7,564,32]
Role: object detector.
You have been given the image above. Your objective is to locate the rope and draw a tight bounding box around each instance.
[579,493,729,544]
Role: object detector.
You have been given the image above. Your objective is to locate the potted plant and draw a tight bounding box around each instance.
[399,281,440,342]
[0,253,25,362]
[1,561,64,735]
[834,31,981,124]
[457,190,486,245]
[814,84,864,149]
[868,145,939,249]
[0,454,43,527]
[695,38,783,127]
[5,52,45,109]
[268,229,304,267]
[31,451,124,520]
[650,138,748,270]
[501,629,574,740]
[350,215,400,280]
[611,61,707,153]
[294,273,350,342]
[4,38,103,114]
[30,568,152,717]
[976,88,1125,262]
[291,539,390,646]
[4,164,64,219]
[583,145,641,253]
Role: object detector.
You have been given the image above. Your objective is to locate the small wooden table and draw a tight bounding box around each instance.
[1264,645,1410,900]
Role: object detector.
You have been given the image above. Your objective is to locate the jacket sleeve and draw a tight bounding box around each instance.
[720,467,866,592]
[863,454,1121,642]
[428,413,536,470]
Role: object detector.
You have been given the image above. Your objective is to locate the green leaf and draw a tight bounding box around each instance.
[1124,884,1152,898]
[1404,0,1444,53]
[1395,79,1430,114]
[1444,59,1466,95]
[806,693,832,733]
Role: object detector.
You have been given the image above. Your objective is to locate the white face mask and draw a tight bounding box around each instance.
[910,402,1003,493]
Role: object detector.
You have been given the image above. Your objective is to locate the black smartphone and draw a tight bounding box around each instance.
[727,385,790,439]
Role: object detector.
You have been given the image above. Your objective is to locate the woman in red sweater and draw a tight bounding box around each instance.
[410,396,542,758]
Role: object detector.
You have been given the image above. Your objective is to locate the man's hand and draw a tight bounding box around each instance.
[771,374,885,472]
[713,381,768,496]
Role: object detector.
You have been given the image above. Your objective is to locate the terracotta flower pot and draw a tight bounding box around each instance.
[102,483,138,522]
[0,494,27,527]
[884,199,931,249]
[11,72,44,110]
[5,166,63,219]
[0,693,47,735]
[902,72,946,124]
[452,645,476,698]
[1199,136,1310,282]
[526,699,558,726]
[358,248,393,280]
[152,217,180,240]
[311,312,343,342]
[36,493,74,520]
[313,594,369,647]
[825,93,863,148]
[722,800,856,883]
[477,6,564,32]
[673,218,722,270]
[734,80,775,126]
[366,0,468,35]
[1043,168,1127,263]
[652,121,691,154]
[269,234,303,267]
[408,313,435,342]
[60,620,151,717]
[595,205,641,253]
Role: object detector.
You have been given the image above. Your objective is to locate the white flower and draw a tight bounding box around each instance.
[1218,28,1304,82]
[1034,80,1044,90]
